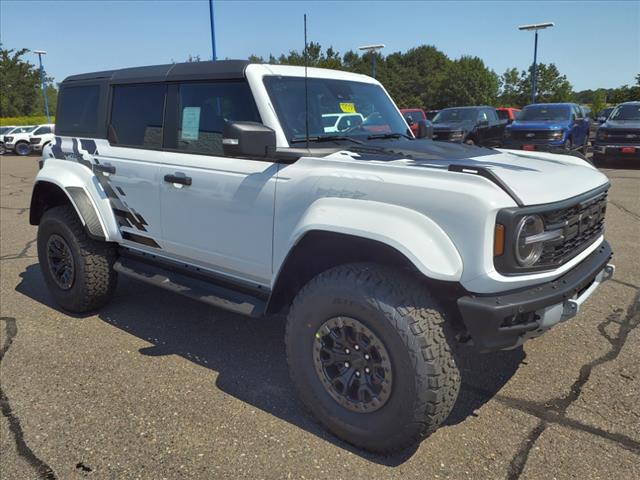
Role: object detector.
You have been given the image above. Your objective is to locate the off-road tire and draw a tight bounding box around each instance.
[37,205,117,313]
[285,263,461,453]
[14,141,31,156]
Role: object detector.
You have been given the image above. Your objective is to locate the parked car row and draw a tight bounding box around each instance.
[0,123,55,156]
[425,103,590,152]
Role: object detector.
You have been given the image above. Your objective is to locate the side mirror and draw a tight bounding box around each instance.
[406,117,415,126]
[478,119,489,127]
[223,121,276,158]
[416,120,433,139]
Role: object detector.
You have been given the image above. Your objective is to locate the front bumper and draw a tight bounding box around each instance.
[593,143,640,160]
[457,240,613,352]
[502,137,565,151]
[432,131,465,142]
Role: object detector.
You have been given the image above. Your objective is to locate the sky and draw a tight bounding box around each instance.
[1,0,638,92]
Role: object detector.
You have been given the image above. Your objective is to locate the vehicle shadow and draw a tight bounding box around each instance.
[16,264,524,466]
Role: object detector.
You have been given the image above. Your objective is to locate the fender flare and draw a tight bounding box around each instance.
[30,180,107,241]
[279,198,463,282]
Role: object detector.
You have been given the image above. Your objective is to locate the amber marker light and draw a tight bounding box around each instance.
[494,224,505,256]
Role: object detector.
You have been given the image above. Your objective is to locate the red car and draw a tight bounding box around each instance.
[400,108,427,136]
[496,107,521,123]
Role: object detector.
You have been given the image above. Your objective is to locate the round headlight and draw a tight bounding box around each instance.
[515,215,544,266]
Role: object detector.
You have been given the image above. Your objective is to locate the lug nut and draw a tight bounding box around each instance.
[345,348,350,354]
[354,345,360,351]
[364,367,371,374]
[344,361,350,368]
[364,354,370,360]
[355,370,361,377]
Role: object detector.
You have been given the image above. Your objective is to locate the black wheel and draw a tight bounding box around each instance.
[285,263,461,453]
[15,141,31,156]
[37,205,117,313]
[0,143,5,155]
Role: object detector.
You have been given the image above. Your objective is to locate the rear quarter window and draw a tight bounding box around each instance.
[56,85,100,136]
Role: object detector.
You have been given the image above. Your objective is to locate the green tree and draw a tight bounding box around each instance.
[0,46,42,116]
[518,63,574,103]
[440,56,499,107]
[499,67,522,106]
[590,89,606,116]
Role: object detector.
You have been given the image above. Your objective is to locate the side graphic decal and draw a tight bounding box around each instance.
[48,137,161,249]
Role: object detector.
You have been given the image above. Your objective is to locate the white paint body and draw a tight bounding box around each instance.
[38,65,610,295]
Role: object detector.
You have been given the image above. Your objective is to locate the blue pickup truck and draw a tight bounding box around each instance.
[503,103,590,153]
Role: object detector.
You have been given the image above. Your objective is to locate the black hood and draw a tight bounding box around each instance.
[346,137,493,161]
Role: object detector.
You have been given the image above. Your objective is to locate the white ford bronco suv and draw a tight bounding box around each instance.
[31,61,614,453]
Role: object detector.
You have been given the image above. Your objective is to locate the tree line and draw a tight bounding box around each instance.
[250,43,639,111]
[1,43,638,119]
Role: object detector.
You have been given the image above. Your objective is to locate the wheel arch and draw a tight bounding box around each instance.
[267,231,419,313]
[30,180,106,241]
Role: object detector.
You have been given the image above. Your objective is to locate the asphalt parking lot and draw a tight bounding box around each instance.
[1,153,638,480]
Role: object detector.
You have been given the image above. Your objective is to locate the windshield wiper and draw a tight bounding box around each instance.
[289,135,365,145]
[367,132,414,140]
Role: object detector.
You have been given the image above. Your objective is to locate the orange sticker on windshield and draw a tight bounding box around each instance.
[339,102,356,113]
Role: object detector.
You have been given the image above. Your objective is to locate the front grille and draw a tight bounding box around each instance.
[538,191,607,266]
[510,130,558,141]
[4,136,13,143]
[433,130,451,140]
[604,129,640,144]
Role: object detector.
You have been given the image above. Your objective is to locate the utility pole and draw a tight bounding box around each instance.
[358,44,385,79]
[33,50,50,122]
[518,22,554,104]
[209,0,217,60]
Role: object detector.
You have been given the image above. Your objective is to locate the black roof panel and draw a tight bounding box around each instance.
[63,60,250,84]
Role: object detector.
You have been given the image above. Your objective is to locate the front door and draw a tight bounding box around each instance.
[158,80,277,286]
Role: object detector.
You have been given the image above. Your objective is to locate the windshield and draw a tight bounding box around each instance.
[599,107,614,119]
[263,76,409,142]
[609,104,640,121]
[402,110,424,123]
[520,105,570,121]
[433,108,477,123]
[0,127,15,134]
[10,125,37,134]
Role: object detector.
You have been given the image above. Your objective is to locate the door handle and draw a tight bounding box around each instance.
[94,164,116,175]
[164,173,192,186]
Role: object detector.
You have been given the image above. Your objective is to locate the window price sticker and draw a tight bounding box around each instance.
[339,102,356,113]
[181,107,201,140]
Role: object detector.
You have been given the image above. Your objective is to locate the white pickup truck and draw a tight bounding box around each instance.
[31,61,613,453]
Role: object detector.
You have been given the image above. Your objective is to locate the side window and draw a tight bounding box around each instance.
[478,110,489,122]
[487,109,499,123]
[56,85,100,135]
[172,81,261,156]
[109,84,166,148]
[34,126,52,135]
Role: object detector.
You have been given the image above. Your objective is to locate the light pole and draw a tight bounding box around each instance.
[358,44,385,78]
[209,0,217,60]
[518,22,554,104]
[33,50,51,122]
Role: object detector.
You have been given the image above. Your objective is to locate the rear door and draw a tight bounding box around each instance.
[158,80,277,285]
[96,83,166,250]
